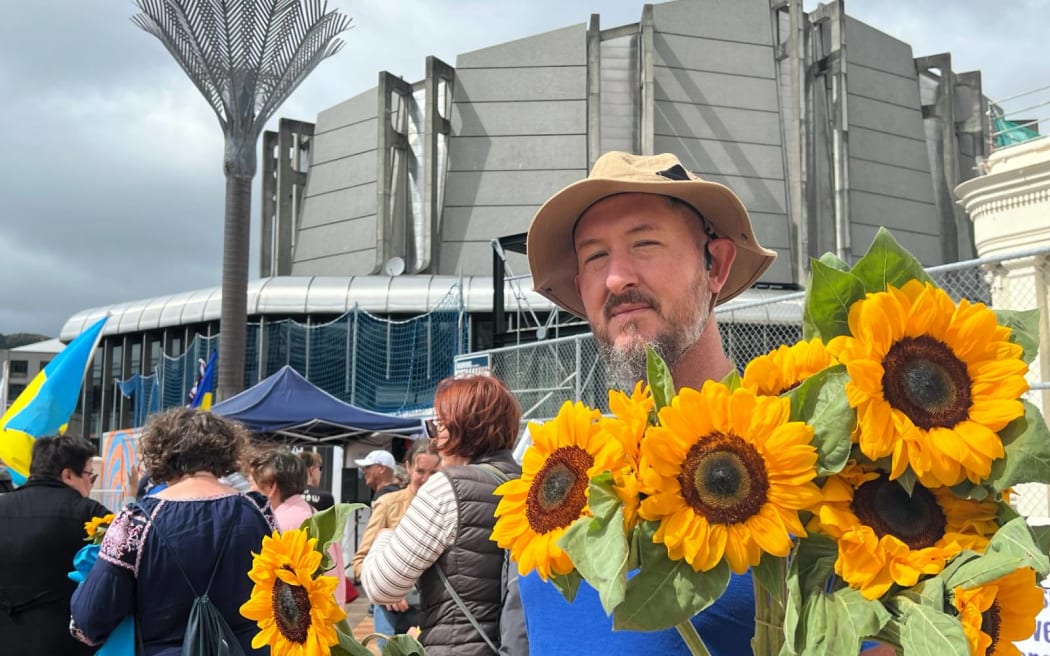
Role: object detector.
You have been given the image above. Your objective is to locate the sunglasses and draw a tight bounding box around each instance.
[82,471,98,484]
[425,418,444,439]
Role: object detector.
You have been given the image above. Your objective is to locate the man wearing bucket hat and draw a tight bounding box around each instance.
[520,153,895,655]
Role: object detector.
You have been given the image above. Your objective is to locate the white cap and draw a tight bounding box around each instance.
[353,449,396,469]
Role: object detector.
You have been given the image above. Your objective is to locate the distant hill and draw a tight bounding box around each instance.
[0,333,52,349]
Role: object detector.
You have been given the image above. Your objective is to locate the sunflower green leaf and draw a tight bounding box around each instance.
[382,635,428,655]
[850,227,935,294]
[612,521,730,631]
[785,365,853,476]
[981,516,1050,576]
[559,473,629,614]
[994,308,1041,364]
[550,569,583,603]
[646,346,675,411]
[989,400,1050,492]
[300,502,364,571]
[782,534,837,653]
[802,259,865,341]
[333,625,373,656]
[893,598,968,656]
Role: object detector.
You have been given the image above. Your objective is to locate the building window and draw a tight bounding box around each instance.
[38,360,50,372]
[8,383,25,402]
[9,360,28,376]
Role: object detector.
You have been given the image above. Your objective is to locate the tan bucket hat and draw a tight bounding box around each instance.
[527,151,777,318]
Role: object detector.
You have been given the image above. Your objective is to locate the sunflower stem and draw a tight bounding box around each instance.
[752,557,786,656]
[674,620,712,656]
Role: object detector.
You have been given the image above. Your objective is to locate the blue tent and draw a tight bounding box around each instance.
[211,365,424,442]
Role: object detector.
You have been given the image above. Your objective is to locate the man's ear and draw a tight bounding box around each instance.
[60,467,78,487]
[705,238,737,293]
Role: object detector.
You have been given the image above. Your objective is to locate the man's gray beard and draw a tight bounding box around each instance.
[598,322,702,391]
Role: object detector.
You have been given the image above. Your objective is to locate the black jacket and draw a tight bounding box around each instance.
[0,477,110,656]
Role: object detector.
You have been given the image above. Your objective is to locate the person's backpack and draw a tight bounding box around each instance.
[136,499,247,656]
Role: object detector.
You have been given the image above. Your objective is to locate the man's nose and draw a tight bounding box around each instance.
[604,252,639,294]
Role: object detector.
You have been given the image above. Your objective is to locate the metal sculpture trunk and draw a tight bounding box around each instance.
[132,0,351,400]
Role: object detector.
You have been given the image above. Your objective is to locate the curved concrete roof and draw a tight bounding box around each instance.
[60,275,557,340]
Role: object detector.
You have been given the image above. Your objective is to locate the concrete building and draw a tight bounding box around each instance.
[1,339,65,413]
[62,0,995,436]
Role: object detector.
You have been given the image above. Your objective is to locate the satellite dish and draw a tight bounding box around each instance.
[383,256,406,277]
[536,326,548,340]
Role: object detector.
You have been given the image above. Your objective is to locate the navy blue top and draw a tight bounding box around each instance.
[70,492,277,656]
[519,569,755,655]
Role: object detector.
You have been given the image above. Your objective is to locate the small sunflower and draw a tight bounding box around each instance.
[810,462,999,600]
[239,528,346,656]
[638,381,821,574]
[84,513,116,543]
[492,400,627,581]
[602,382,654,530]
[952,567,1044,656]
[741,337,837,396]
[827,280,1028,488]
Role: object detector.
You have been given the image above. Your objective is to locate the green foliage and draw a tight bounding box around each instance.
[612,521,730,631]
[646,346,676,411]
[850,228,935,294]
[785,365,854,476]
[994,308,1041,364]
[989,400,1050,492]
[550,569,583,603]
[802,259,865,341]
[893,598,968,656]
[559,473,629,614]
[382,635,428,655]
[300,502,364,571]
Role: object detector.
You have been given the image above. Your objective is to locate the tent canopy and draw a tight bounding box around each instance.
[211,365,424,442]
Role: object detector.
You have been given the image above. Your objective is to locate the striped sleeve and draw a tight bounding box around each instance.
[360,472,458,604]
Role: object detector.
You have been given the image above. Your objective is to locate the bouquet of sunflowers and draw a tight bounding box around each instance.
[492,228,1050,656]
[240,503,426,656]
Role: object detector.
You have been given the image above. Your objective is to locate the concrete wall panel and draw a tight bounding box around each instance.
[655,103,782,145]
[849,65,922,109]
[849,159,936,205]
[851,223,942,265]
[310,119,379,165]
[441,206,537,241]
[654,67,779,111]
[654,33,775,78]
[294,216,378,270]
[654,136,786,180]
[315,88,379,131]
[848,95,926,141]
[845,17,916,78]
[699,173,787,215]
[455,67,586,102]
[457,24,585,69]
[304,151,379,197]
[445,169,585,207]
[652,0,774,43]
[298,183,378,231]
[849,191,939,249]
[451,100,587,137]
[449,135,588,172]
[850,127,929,171]
[293,251,379,276]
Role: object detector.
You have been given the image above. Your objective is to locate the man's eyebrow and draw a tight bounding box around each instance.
[575,223,660,253]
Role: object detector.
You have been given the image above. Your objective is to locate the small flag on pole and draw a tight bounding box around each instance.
[189,351,217,411]
[0,317,108,485]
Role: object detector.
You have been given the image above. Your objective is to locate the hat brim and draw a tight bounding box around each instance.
[527,178,777,318]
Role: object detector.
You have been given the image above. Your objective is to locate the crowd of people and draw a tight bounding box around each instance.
[0,151,899,656]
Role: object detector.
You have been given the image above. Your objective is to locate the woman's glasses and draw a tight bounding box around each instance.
[82,470,98,484]
[425,418,444,439]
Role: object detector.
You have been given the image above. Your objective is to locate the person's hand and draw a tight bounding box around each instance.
[383,598,409,612]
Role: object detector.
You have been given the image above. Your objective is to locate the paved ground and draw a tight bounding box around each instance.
[346,596,381,654]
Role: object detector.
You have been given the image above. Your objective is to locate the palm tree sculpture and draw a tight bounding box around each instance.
[133,0,351,399]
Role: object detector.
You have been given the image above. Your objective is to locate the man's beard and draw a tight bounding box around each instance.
[595,280,709,390]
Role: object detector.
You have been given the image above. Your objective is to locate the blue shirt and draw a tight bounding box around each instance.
[519,569,755,655]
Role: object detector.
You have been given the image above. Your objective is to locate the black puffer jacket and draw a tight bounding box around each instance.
[0,477,109,656]
[418,450,521,656]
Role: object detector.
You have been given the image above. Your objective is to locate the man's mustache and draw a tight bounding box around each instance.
[604,289,660,320]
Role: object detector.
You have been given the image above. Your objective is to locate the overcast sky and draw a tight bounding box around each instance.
[1,0,1045,337]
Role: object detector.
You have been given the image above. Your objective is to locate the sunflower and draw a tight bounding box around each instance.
[492,400,627,581]
[810,462,999,600]
[741,337,837,396]
[827,280,1027,488]
[239,528,346,656]
[602,382,654,530]
[84,513,116,542]
[637,381,821,574]
[952,567,1044,656]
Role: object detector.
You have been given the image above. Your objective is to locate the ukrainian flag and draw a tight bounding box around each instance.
[189,350,217,411]
[0,316,108,485]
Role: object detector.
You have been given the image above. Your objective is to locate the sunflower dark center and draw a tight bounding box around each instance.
[850,476,946,549]
[881,335,972,429]
[678,432,768,525]
[271,567,312,644]
[526,445,593,534]
[981,600,1002,654]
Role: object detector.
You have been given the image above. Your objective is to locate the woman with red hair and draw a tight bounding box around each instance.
[361,374,522,656]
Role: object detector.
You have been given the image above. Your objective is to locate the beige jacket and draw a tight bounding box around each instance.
[351,486,413,580]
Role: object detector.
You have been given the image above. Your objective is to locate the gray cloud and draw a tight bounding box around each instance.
[2,0,1043,335]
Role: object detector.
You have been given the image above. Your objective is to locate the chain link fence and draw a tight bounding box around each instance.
[487,246,1050,521]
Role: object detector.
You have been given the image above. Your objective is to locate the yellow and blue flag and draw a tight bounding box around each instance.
[189,350,217,411]
[0,316,108,485]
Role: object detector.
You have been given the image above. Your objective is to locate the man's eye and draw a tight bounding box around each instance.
[582,251,607,264]
[635,240,660,248]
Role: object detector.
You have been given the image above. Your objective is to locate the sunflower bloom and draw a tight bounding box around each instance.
[953,567,1044,656]
[602,382,654,530]
[240,529,346,656]
[84,513,116,542]
[741,337,837,396]
[638,381,821,574]
[827,280,1027,488]
[810,462,999,600]
[492,400,627,581]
